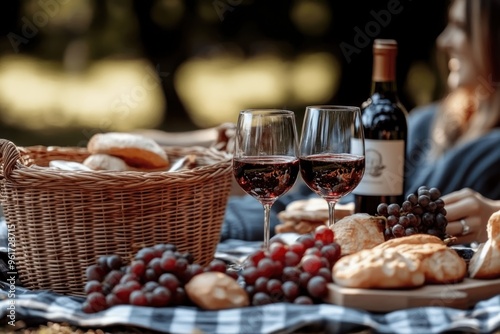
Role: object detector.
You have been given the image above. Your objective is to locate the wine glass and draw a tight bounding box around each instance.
[299,105,365,227]
[233,109,300,250]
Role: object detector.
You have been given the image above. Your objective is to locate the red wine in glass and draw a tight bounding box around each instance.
[299,105,365,227]
[300,153,365,201]
[233,156,300,203]
[233,109,300,250]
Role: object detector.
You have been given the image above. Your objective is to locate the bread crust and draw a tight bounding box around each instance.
[332,248,425,289]
[468,210,500,279]
[88,132,169,169]
[332,235,467,288]
[331,213,385,256]
[83,154,131,171]
[398,243,467,284]
[185,272,249,310]
[374,234,444,251]
[488,210,500,249]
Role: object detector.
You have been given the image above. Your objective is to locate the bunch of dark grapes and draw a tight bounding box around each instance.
[376,186,449,241]
[82,244,236,313]
[241,225,341,306]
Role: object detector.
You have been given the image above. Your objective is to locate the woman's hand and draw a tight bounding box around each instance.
[442,188,500,244]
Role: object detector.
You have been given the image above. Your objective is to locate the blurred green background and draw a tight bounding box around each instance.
[0,0,449,147]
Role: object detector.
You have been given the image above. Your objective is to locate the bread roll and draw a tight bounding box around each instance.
[468,241,500,279]
[488,210,500,248]
[333,235,467,288]
[185,272,249,310]
[400,243,466,284]
[468,210,500,279]
[331,213,385,256]
[87,132,169,169]
[83,154,131,171]
[332,248,425,289]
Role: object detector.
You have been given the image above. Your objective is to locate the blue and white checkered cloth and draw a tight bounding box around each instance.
[1,283,500,334]
[1,217,500,333]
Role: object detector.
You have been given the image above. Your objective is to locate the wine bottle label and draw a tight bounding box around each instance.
[351,138,404,196]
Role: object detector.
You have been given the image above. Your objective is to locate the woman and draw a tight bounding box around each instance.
[222,0,500,243]
[407,0,500,244]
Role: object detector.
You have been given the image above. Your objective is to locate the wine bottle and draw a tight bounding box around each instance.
[352,39,408,215]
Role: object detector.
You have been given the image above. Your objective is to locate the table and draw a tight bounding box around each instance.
[1,218,500,334]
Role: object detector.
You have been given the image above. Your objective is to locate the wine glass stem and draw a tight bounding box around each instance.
[263,203,272,250]
[327,200,337,228]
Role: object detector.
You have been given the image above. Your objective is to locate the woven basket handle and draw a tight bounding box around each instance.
[0,139,22,180]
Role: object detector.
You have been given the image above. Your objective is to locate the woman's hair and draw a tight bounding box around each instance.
[430,0,500,157]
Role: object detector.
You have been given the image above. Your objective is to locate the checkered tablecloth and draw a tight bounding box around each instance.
[1,283,500,334]
[1,217,500,333]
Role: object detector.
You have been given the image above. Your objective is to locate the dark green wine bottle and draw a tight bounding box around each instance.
[353,39,408,215]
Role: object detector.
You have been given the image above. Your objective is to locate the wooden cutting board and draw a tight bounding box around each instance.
[326,278,500,312]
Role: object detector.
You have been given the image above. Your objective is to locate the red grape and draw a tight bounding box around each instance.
[113,283,135,303]
[254,277,269,293]
[247,249,266,266]
[304,247,321,258]
[225,269,239,280]
[86,292,107,312]
[104,270,124,287]
[321,243,341,267]
[129,260,146,277]
[119,273,139,284]
[207,259,227,273]
[143,281,160,293]
[317,267,333,283]
[282,266,301,284]
[272,261,284,279]
[144,268,158,282]
[148,257,163,276]
[282,281,300,301]
[106,255,123,270]
[307,276,327,299]
[242,266,259,285]
[84,280,103,294]
[185,263,204,281]
[173,287,187,305]
[135,247,156,264]
[160,254,177,272]
[300,255,322,275]
[158,273,180,292]
[257,258,275,278]
[288,242,305,257]
[152,243,168,258]
[97,256,110,271]
[284,251,300,267]
[174,257,189,274]
[266,279,283,300]
[314,225,334,244]
[296,234,315,249]
[86,264,106,282]
[105,293,122,307]
[129,290,148,306]
[252,292,272,305]
[269,242,287,262]
[149,286,171,307]
[299,271,312,289]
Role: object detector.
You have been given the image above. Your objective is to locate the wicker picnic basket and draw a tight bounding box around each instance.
[0,138,233,296]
